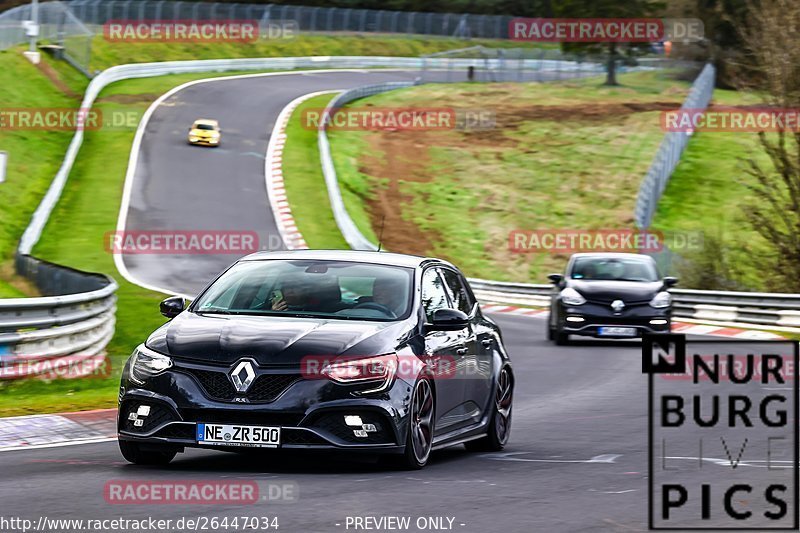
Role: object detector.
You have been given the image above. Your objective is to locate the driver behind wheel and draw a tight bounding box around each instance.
[371,277,405,317]
[271,274,312,311]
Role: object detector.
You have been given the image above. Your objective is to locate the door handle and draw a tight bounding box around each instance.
[455,347,469,356]
[481,339,493,347]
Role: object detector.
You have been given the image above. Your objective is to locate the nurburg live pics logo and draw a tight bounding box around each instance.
[643,334,799,530]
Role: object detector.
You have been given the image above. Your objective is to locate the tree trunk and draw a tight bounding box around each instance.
[604,42,618,86]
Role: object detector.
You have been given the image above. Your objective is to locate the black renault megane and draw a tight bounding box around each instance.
[118,250,513,469]
[547,252,677,344]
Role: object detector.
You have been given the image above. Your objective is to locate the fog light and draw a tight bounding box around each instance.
[566,316,585,323]
[353,429,368,438]
[650,319,668,325]
[344,415,363,427]
[137,405,151,417]
[362,424,377,432]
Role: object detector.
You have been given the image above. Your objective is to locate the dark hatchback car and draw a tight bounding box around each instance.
[547,253,677,344]
[118,250,513,469]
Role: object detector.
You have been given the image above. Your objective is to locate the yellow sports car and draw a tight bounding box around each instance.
[187,119,221,147]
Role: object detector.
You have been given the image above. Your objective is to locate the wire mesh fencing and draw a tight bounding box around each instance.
[0,1,93,75]
[634,62,716,229]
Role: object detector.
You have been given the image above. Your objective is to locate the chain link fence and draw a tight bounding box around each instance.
[634,62,716,229]
[0,1,93,74]
[418,46,672,83]
[65,0,513,39]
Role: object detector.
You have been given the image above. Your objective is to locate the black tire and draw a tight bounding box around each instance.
[395,377,435,470]
[465,366,513,452]
[547,322,555,341]
[119,439,177,466]
[554,327,569,345]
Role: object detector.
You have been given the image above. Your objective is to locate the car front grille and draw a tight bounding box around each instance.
[180,367,301,403]
[179,408,304,427]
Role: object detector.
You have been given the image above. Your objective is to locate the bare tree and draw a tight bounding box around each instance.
[737,0,800,291]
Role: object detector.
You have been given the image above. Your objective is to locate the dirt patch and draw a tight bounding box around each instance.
[463,100,681,145]
[34,59,80,99]
[360,132,445,256]
[98,93,162,105]
[0,261,41,298]
[357,99,681,256]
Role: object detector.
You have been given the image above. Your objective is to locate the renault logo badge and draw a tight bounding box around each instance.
[230,360,256,392]
[611,300,625,312]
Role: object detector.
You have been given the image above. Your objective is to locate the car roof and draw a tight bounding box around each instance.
[570,252,654,260]
[241,249,451,269]
[192,119,218,127]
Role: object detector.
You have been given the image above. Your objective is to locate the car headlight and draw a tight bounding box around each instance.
[560,287,586,306]
[321,354,398,393]
[129,344,172,384]
[650,291,672,309]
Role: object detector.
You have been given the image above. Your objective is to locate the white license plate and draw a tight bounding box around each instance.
[598,327,637,337]
[197,423,280,448]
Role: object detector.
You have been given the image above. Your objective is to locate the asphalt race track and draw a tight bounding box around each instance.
[2,314,663,531]
[0,68,780,532]
[118,68,590,296]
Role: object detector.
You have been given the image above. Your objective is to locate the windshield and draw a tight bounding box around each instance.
[192,259,414,321]
[194,123,216,130]
[569,256,658,282]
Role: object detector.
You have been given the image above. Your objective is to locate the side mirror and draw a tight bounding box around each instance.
[547,273,564,284]
[663,276,678,288]
[160,296,185,319]
[426,308,469,332]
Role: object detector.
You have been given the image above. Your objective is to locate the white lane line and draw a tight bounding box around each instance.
[112,69,395,297]
[481,452,622,463]
[0,436,117,453]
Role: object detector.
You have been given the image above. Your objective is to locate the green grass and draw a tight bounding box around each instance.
[323,70,691,282]
[0,50,88,297]
[650,89,771,290]
[87,34,550,72]
[0,68,304,417]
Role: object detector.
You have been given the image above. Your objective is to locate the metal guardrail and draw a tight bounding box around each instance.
[634,63,715,228]
[1,255,116,379]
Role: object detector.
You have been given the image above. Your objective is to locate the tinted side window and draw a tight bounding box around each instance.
[420,269,450,322]
[440,268,475,315]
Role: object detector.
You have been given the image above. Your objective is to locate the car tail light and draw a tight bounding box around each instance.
[321,354,398,393]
